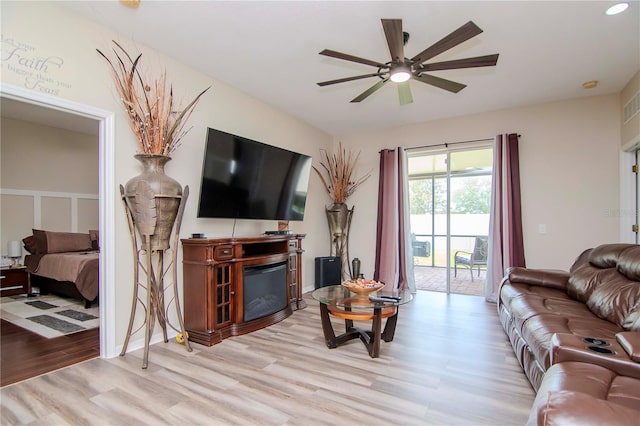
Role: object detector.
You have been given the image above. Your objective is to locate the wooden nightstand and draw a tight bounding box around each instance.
[0,267,31,297]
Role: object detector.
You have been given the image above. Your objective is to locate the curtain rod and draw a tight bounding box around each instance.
[405,137,494,152]
[379,134,521,153]
[402,134,521,152]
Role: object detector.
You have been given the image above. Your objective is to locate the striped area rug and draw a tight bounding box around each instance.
[0,294,98,338]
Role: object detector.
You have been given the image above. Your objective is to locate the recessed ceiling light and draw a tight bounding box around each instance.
[582,80,598,89]
[606,3,629,15]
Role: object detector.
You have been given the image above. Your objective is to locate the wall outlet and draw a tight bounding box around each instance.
[538,224,547,234]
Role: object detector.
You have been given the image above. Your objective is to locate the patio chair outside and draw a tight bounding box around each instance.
[412,233,431,258]
[454,236,488,281]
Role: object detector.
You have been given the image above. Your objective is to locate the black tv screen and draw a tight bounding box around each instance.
[197,128,312,221]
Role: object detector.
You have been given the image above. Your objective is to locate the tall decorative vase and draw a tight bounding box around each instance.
[124,154,182,251]
[326,202,354,280]
[121,154,191,368]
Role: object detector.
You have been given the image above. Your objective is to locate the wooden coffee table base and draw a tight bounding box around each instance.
[319,303,399,358]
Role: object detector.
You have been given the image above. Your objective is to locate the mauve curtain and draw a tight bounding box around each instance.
[374,148,416,292]
[485,133,526,302]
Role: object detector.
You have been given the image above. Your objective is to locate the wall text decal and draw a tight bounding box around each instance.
[1,34,72,96]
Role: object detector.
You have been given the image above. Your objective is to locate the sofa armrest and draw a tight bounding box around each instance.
[550,333,640,379]
[506,267,570,291]
[617,332,640,362]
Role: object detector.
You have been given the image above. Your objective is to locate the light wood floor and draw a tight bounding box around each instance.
[0,291,535,425]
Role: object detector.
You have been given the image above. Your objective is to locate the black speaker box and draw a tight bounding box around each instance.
[315,256,342,289]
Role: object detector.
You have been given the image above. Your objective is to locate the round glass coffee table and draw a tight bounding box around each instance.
[311,285,413,358]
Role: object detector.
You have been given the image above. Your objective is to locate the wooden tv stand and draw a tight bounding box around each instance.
[181,234,305,346]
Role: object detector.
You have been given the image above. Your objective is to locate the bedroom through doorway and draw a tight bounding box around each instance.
[0,93,103,386]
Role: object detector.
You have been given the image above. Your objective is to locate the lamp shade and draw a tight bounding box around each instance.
[7,240,22,257]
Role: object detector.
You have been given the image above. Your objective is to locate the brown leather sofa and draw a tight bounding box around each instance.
[527,359,640,425]
[498,243,640,424]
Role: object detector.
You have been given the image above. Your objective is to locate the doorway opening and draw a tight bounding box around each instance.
[0,83,116,369]
[408,144,493,295]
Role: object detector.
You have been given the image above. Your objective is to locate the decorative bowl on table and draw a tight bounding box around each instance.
[342,278,384,294]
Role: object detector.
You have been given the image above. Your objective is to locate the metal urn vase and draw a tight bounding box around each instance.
[120,154,191,368]
[124,154,182,251]
[326,202,354,280]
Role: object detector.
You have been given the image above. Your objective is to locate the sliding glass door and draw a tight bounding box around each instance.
[408,145,493,295]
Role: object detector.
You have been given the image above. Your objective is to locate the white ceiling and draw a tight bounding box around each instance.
[34,1,640,135]
[1,97,99,135]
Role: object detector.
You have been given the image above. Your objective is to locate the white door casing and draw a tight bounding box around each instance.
[0,82,117,358]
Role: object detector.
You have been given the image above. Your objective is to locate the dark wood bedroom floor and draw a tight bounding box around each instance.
[0,319,99,387]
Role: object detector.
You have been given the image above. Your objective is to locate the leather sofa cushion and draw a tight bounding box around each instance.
[500,282,572,311]
[568,245,639,301]
[566,244,640,331]
[618,245,640,281]
[623,308,640,330]
[521,315,621,370]
[527,362,640,426]
[510,294,592,334]
[586,270,640,330]
[528,390,639,426]
[589,244,638,269]
[567,263,603,303]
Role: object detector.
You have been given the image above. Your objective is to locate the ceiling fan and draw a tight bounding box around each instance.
[317,19,499,105]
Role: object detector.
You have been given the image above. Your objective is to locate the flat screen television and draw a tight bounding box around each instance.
[197,128,312,221]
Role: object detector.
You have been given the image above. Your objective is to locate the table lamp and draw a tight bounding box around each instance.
[7,240,22,268]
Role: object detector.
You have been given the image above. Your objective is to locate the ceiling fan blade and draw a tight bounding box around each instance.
[382,19,404,62]
[411,21,483,64]
[418,54,499,72]
[398,81,413,105]
[413,73,466,93]
[317,73,384,87]
[350,78,389,103]
[319,49,387,68]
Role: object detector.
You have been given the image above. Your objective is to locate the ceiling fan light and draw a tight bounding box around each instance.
[390,68,411,83]
[606,3,629,15]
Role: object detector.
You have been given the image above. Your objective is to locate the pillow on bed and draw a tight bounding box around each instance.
[89,229,99,251]
[32,229,93,254]
[22,235,39,254]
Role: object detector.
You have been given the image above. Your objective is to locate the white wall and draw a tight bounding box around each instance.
[339,94,621,273]
[1,2,332,353]
[1,117,99,193]
[1,117,99,251]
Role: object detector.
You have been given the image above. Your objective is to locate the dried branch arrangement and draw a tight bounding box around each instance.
[313,142,371,204]
[97,41,210,156]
